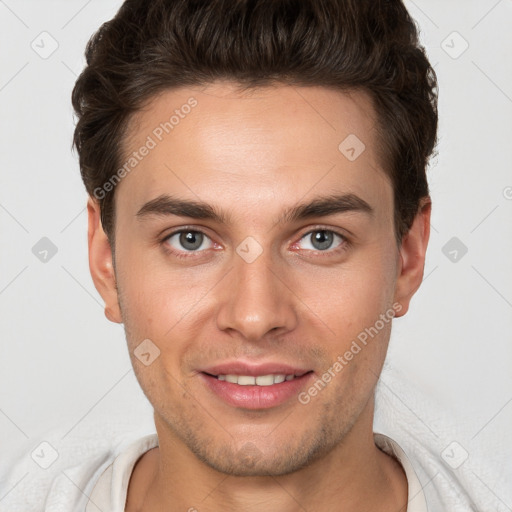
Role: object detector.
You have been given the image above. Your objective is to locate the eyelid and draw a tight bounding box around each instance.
[296,224,349,240]
[161,225,213,242]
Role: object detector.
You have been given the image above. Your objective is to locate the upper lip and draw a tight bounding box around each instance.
[199,360,312,377]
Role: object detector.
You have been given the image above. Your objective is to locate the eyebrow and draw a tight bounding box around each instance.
[136,193,374,225]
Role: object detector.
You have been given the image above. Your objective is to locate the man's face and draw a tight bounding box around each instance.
[90,82,424,476]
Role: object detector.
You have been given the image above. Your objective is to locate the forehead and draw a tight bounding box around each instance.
[117,82,392,222]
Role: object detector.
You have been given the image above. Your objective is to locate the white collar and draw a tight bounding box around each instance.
[374,433,429,512]
[87,432,428,511]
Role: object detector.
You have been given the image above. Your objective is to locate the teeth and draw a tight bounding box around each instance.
[216,374,296,386]
[273,374,286,384]
[238,375,256,385]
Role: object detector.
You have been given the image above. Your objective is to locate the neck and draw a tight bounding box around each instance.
[127,401,408,512]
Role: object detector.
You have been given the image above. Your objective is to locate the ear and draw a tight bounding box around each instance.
[87,197,122,324]
[393,197,431,317]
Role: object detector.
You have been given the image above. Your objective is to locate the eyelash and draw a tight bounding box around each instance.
[161,226,350,260]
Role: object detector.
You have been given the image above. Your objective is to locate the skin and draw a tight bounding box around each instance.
[87,82,431,511]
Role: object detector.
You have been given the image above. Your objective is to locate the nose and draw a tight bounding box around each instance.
[215,246,299,342]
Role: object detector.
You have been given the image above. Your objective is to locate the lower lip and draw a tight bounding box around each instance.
[199,372,314,410]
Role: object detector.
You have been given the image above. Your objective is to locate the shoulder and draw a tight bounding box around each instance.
[0,427,152,512]
[86,433,159,512]
[374,364,511,512]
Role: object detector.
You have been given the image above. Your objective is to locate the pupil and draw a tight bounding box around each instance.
[312,231,333,250]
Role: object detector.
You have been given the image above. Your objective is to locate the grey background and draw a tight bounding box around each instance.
[0,0,511,506]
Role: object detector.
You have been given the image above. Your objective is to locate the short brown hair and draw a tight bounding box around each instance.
[72,0,438,245]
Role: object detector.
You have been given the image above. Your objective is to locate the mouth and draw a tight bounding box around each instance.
[199,369,315,410]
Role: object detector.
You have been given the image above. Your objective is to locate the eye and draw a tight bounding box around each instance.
[295,229,347,253]
[163,229,214,255]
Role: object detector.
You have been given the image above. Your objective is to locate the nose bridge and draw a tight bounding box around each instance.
[215,242,297,340]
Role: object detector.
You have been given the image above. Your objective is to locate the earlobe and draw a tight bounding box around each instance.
[393,197,431,317]
[87,197,122,324]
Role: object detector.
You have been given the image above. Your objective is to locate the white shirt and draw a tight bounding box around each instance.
[83,432,428,512]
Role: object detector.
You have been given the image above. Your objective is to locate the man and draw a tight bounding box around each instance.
[73,0,440,510]
[3,0,486,510]
[67,0,444,509]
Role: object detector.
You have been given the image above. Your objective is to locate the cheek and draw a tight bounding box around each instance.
[114,253,172,354]
[304,249,396,328]
[115,255,212,377]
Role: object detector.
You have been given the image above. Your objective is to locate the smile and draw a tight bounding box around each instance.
[200,371,314,409]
